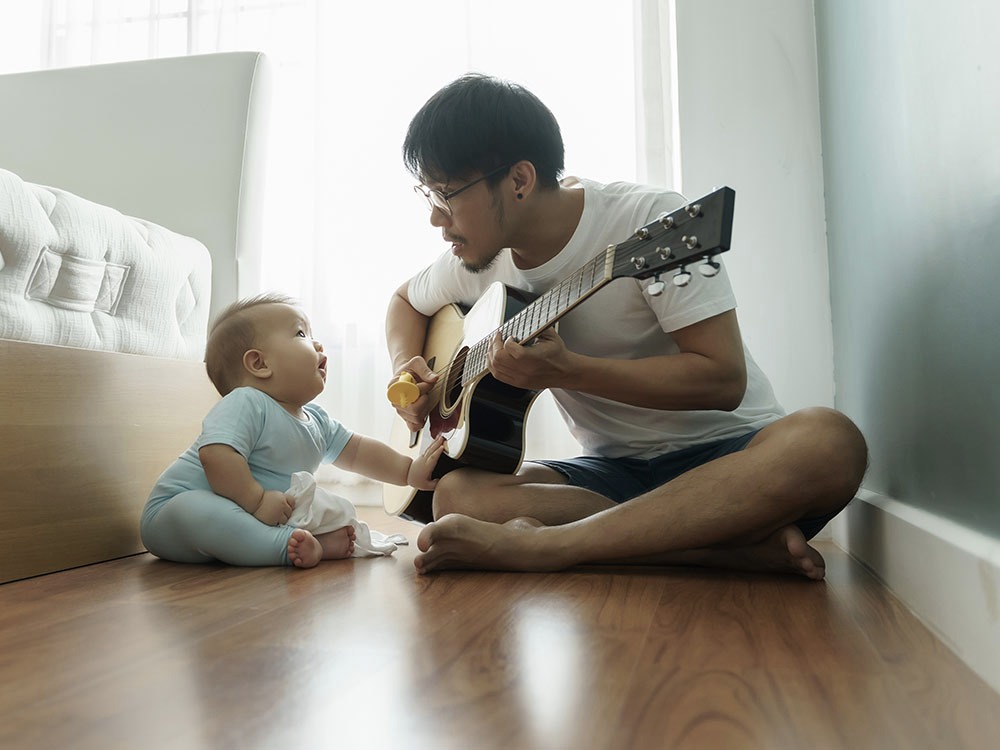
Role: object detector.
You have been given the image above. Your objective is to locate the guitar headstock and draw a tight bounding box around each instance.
[609,186,735,289]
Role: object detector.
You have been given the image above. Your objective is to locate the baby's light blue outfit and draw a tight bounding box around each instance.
[140,387,352,566]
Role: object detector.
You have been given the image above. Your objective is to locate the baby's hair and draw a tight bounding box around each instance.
[204,292,299,396]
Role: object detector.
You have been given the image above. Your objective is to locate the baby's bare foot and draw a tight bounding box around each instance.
[316,525,355,560]
[287,528,323,568]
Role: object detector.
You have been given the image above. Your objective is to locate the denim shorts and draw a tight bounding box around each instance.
[533,429,837,540]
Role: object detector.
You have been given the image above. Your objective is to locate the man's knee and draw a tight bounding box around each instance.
[790,407,868,493]
[432,469,484,519]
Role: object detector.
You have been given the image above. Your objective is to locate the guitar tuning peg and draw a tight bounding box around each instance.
[673,268,692,287]
[647,275,665,296]
[699,259,720,277]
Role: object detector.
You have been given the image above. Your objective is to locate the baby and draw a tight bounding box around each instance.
[140,293,444,568]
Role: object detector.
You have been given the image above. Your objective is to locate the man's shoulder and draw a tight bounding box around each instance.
[567,175,686,204]
[567,177,688,245]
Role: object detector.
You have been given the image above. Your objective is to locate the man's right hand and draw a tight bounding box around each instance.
[389,357,439,433]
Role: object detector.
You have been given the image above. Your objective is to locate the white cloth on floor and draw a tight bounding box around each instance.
[286,472,407,557]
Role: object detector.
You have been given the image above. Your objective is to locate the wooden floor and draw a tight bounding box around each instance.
[2,508,999,750]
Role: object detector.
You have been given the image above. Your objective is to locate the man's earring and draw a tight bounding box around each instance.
[516,192,524,200]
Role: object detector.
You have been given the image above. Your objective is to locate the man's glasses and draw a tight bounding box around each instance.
[414,164,514,216]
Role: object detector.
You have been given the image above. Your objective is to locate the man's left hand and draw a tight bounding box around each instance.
[487,327,571,389]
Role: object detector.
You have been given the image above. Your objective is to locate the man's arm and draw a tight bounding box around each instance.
[487,310,748,412]
[386,281,432,373]
[385,281,439,431]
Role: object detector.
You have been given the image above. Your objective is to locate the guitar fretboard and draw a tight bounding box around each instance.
[460,246,615,384]
[449,186,734,390]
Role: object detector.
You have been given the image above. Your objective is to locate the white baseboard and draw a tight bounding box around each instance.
[831,490,1000,694]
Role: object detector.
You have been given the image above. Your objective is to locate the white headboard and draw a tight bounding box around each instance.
[0,51,270,318]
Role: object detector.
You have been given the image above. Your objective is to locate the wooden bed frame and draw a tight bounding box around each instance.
[0,53,271,583]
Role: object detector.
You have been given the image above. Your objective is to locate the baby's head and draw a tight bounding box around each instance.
[205,293,327,404]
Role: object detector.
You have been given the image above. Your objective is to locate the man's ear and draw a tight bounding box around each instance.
[243,349,272,380]
[510,160,538,200]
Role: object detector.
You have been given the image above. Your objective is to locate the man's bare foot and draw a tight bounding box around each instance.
[413,515,826,580]
[596,524,827,580]
[287,528,323,568]
[316,525,356,560]
[688,525,826,579]
[769,524,826,580]
[415,514,569,574]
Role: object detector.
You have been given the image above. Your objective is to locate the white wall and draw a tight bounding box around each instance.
[673,0,833,412]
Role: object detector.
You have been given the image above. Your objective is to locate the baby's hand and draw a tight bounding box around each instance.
[407,435,447,490]
[254,489,295,526]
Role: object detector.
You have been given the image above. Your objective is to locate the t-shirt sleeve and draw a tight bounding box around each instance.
[196,388,266,458]
[305,402,354,463]
[406,252,496,316]
[639,192,738,333]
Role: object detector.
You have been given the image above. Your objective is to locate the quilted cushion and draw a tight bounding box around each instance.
[0,167,211,359]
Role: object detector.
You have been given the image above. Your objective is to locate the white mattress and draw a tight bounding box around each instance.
[0,167,211,360]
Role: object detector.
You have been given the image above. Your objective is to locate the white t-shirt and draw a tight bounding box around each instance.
[407,177,784,459]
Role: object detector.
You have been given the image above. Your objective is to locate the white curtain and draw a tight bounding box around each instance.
[0,0,676,474]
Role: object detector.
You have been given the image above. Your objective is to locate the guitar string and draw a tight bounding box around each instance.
[397,249,617,402]
[400,256,603,404]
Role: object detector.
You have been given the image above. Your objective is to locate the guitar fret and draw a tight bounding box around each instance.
[466,342,482,382]
[510,315,522,342]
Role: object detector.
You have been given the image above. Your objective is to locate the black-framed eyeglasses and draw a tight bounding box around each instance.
[414,163,514,216]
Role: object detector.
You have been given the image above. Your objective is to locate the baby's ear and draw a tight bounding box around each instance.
[243,349,272,379]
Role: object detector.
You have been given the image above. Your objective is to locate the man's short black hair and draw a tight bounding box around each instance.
[403,73,565,190]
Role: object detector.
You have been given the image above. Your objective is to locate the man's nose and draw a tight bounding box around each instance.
[429,206,451,229]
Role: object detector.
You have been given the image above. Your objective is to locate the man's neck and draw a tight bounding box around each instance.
[508,184,585,270]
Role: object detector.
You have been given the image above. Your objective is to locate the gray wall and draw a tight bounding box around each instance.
[815,0,1000,536]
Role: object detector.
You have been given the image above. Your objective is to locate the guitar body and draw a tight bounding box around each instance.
[384,282,542,523]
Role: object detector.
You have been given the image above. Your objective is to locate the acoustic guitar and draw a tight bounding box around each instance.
[384,186,736,523]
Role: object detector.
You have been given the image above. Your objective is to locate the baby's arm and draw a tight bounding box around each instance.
[199,443,294,525]
[333,434,446,490]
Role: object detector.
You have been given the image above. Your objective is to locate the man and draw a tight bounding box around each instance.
[385,74,867,577]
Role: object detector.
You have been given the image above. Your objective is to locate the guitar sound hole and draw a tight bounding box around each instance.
[443,347,468,410]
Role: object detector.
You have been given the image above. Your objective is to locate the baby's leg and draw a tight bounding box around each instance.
[141,490,294,566]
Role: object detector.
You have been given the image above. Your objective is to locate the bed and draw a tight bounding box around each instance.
[0,52,271,583]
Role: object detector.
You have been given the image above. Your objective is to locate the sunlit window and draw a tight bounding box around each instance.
[0,0,674,463]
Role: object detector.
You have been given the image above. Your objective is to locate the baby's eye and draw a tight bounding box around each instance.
[296,330,307,337]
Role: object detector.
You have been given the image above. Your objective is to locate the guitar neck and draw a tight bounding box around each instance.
[461,247,615,382]
[457,185,735,386]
